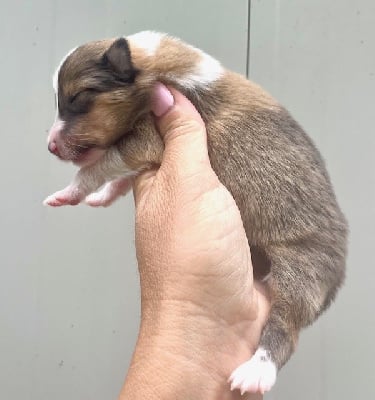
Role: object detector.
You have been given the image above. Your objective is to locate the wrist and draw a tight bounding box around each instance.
[121,335,222,400]
[120,293,268,399]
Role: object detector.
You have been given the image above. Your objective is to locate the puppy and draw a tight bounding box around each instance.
[45,31,348,394]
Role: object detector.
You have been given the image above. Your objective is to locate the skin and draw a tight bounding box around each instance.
[118,84,271,400]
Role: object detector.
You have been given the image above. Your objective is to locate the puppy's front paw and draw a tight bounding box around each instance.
[229,348,277,395]
[85,177,132,207]
[43,185,84,207]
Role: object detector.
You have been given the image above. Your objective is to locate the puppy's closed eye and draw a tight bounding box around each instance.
[68,89,98,113]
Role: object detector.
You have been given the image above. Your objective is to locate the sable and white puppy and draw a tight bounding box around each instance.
[45,31,348,394]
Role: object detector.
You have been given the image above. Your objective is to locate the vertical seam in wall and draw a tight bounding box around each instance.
[246,0,251,78]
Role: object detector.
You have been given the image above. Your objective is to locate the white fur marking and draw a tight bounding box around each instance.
[52,47,78,120]
[229,347,277,395]
[128,31,223,89]
[127,31,164,56]
[53,47,77,93]
[174,48,223,89]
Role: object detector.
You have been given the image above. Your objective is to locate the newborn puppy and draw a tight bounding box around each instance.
[45,31,348,394]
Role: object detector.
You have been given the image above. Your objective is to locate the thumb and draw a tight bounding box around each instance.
[151,83,211,179]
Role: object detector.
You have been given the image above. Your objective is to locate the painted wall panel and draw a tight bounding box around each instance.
[250,1,375,399]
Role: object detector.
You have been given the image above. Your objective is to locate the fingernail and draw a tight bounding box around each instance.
[151,83,174,117]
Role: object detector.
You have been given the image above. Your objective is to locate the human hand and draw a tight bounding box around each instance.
[120,84,270,400]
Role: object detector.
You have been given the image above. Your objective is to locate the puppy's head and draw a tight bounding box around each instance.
[48,38,149,166]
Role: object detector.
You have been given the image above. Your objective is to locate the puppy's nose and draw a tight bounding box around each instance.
[47,119,64,157]
[48,140,59,156]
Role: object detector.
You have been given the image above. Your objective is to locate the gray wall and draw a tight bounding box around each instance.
[0,1,372,399]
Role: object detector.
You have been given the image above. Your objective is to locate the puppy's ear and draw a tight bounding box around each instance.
[102,38,138,83]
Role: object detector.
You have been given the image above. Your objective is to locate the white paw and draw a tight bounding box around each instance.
[229,348,277,395]
[43,185,84,207]
[85,177,132,207]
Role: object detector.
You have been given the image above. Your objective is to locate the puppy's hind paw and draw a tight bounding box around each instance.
[85,177,132,207]
[43,186,84,207]
[229,348,277,395]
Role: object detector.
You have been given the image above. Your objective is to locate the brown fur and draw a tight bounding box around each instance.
[52,34,348,371]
